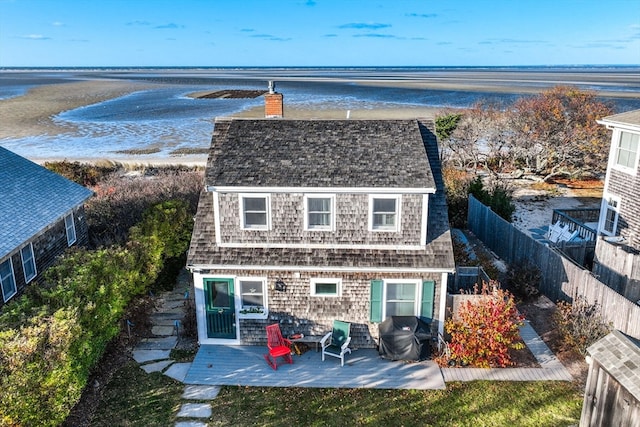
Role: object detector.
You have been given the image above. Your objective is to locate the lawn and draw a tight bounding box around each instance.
[91,362,583,426]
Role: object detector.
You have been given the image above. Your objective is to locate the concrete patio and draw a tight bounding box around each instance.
[183,345,446,390]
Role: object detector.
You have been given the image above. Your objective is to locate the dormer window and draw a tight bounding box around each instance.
[614,130,639,173]
[304,195,334,231]
[370,195,401,232]
[240,195,270,230]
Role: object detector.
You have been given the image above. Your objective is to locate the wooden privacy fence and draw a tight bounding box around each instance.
[467,194,640,340]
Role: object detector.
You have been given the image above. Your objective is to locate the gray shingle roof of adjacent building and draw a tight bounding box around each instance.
[205,118,437,189]
[598,109,640,128]
[189,119,454,271]
[587,330,640,401]
[0,147,93,259]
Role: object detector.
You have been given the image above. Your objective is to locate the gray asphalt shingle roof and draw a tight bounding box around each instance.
[0,147,93,259]
[205,119,436,189]
[188,119,454,271]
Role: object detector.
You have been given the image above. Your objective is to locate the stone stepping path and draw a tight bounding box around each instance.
[131,271,218,426]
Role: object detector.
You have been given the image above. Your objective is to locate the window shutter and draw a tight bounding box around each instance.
[369,279,383,322]
[420,280,435,323]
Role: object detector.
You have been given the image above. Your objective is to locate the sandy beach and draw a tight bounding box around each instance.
[1,71,638,165]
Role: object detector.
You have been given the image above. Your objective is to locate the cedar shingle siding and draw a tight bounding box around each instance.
[188,118,455,347]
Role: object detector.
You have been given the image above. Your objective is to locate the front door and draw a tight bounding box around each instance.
[203,278,236,339]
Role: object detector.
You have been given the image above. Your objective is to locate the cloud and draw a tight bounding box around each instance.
[338,23,391,30]
[126,20,151,26]
[240,28,254,32]
[305,0,316,5]
[51,21,65,27]
[323,34,338,38]
[19,34,51,40]
[154,23,185,29]
[250,34,292,41]
[353,33,397,39]
[406,13,437,18]
[482,38,546,45]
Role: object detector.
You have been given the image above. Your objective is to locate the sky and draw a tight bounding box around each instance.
[0,0,639,67]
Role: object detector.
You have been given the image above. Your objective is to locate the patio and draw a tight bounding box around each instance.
[183,345,446,390]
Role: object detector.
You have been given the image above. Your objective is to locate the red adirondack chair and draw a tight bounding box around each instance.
[264,324,293,370]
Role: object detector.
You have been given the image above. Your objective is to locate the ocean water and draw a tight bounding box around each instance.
[1,67,639,160]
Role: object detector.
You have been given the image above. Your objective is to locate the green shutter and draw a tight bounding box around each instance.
[370,279,383,322]
[420,280,435,323]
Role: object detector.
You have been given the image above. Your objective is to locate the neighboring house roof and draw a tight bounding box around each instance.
[587,330,640,401]
[205,118,436,190]
[597,109,640,130]
[188,118,454,272]
[0,147,93,259]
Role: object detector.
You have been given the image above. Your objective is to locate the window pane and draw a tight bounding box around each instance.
[374,198,396,212]
[616,132,639,168]
[0,260,16,300]
[240,281,264,307]
[244,197,266,211]
[21,245,36,282]
[309,213,330,226]
[386,301,415,316]
[308,198,330,212]
[65,214,76,245]
[245,212,266,226]
[315,283,337,295]
[373,213,395,227]
[387,283,416,300]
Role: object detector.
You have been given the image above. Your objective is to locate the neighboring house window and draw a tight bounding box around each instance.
[240,195,270,230]
[602,195,621,235]
[304,195,334,231]
[65,213,77,246]
[310,278,341,297]
[20,243,37,283]
[370,195,401,231]
[370,279,434,323]
[614,130,640,171]
[0,258,17,303]
[238,278,267,315]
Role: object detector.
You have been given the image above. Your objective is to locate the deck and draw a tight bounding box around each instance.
[183,345,446,390]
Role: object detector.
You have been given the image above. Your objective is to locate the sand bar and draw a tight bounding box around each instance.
[0,79,158,139]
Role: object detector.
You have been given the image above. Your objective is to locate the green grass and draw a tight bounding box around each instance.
[91,363,583,426]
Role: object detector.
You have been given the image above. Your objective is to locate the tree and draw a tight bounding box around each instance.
[507,86,614,182]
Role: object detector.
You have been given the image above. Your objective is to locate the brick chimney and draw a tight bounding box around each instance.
[264,81,283,118]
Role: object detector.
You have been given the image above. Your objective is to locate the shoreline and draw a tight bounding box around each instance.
[2,74,638,165]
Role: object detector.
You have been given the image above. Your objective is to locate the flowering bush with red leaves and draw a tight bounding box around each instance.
[443,282,525,368]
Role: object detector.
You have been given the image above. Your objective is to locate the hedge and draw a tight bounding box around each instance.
[0,200,193,427]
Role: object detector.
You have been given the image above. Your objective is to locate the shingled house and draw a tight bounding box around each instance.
[0,147,93,306]
[593,110,640,302]
[186,118,455,348]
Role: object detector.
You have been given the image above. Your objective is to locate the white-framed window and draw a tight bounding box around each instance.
[304,194,335,231]
[20,243,37,284]
[240,194,270,230]
[601,195,621,236]
[383,280,420,317]
[369,195,401,232]
[310,278,342,297]
[614,130,640,173]
[64,213,77,246]
[238,277,267,317]
[0,258,17,303]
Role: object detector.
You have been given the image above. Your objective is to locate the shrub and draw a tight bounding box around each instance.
[441,282,525,368]
[554,297,611,355]
[44,160,116,186]
[85,169,202,247]
[505,261,541,300]
[443,167,474,228]
[0,200,194,426]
